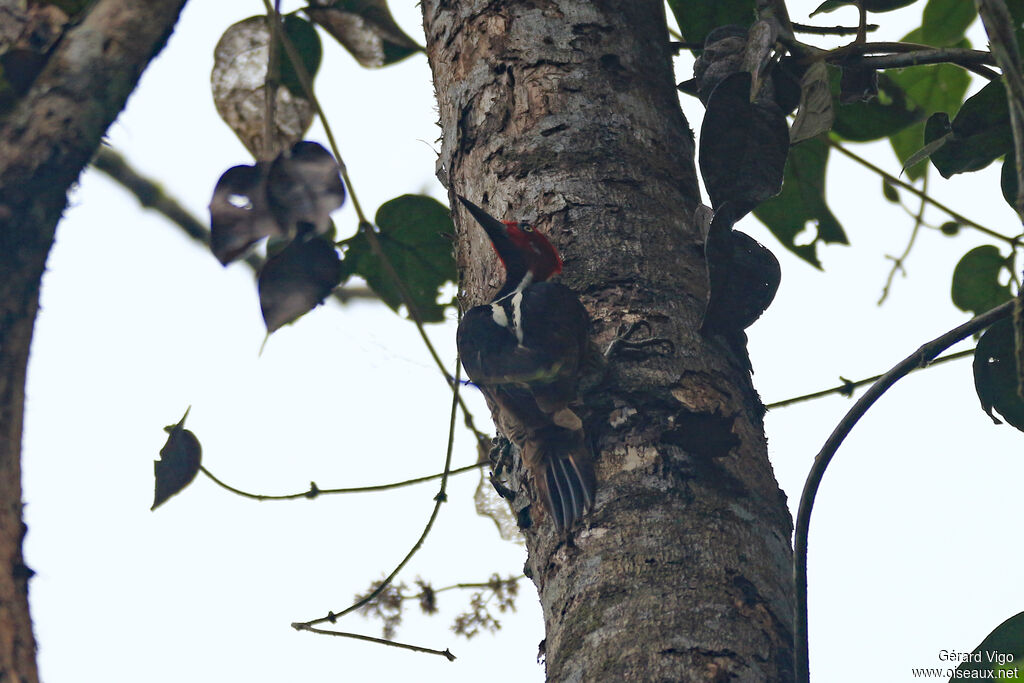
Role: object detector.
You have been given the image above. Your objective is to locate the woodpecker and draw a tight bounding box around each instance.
[455,195,595,531]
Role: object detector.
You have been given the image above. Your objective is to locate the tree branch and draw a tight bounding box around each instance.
[793,301,1016,683]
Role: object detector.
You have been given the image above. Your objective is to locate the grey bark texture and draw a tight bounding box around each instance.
[0,1,188,679]
[420,1,795,680]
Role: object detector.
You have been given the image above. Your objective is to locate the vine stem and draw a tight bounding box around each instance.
[794,300,1015,683]
[292,355,462,642]
[260,0,490,451]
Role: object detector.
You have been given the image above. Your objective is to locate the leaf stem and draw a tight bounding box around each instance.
[292,625,455,661]
[793,300,1015,683]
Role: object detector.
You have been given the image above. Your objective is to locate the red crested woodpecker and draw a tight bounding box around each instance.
[456,195,595,531]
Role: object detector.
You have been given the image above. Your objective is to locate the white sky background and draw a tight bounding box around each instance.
[19,1,1024,681]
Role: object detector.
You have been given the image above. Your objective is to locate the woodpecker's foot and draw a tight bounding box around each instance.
[603,320,675,359]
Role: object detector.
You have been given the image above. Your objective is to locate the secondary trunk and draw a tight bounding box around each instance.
[0,1,188,679]
[420,1,794,679]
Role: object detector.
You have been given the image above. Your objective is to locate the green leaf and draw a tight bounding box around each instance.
[666,0,756,48]
[951,245,1013,316]
[921,0,977,46]
[832,71,924,142]
[974,318,1024,432]
[925,80,1013,177]
[888,61,970,117]
[811,0,919,15]
[278,13,323,96]
[341,195,456,322]
[753,138,849,268]
[952,611,1024,680]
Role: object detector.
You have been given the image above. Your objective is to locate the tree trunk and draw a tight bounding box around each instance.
[0,1,188,679]
[420,1,794,679]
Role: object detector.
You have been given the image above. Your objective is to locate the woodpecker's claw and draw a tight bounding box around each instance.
[604,320,675,359]
[488,435,516,500]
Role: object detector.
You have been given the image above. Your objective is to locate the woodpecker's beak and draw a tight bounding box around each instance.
[457,195,510,244]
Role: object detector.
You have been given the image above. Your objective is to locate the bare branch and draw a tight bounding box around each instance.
[292,624,456,661]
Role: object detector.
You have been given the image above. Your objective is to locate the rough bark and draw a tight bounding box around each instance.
[420,1,794,680]
[0,1,188,679]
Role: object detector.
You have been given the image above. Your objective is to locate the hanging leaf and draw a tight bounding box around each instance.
[790,61,834,144]
[208,141,345,265]
[259,234,343,333]
[974,318,1024,431]
[882,180,899,202]
[209,162,280,265]
[266,141,346,237]
[665,0,756,50]
[837,64,878,104]
[951,246,1013,316]
[306,0,422,68]
[277,13,322,96]
[211,15,318,158]
[753,138,849,268]
[699,72,789,214]
[1001,149,1020,211]
[953,611,1024,680]
[152,408,202,511]
[340,195,456,323]
[890,122,929,180]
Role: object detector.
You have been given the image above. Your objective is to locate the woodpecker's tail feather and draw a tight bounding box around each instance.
[526,432,595,531]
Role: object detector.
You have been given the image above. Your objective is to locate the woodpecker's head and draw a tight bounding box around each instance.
[457,195,562,283]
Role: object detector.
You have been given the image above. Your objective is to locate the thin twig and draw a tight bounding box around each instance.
[294,626,455,661]
[199,461,486,501]
[793,301,1016,683]
[829,139,1021,246]
[262,2,280,161]
[792,22,878,36]
[878,174,928,304]
[764,348,975,409]
[292,356,462,632]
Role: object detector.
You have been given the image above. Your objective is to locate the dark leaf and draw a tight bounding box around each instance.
[340,195,456,323]
[951,246,1013,316]
[832,72,924,142]
[266,141,346,237]
[921,0,977,46]
[882,180,899,203]
[700,201,781,334]
[698,72,789,214]
[790,61,834,144]
[939,221,959,235]
[666,0,756,50]
[152,408,202,511]
[974,319,1024,432]
[753,138,849,268]
[306,0,422,68]
[209,162,280,265]
[259,234,343,332]
[953,611,1024,679]
[838,64,878,104]
[278,13,322,96]
[212,16,315,158]
[811,0,919,15]
[1001,150,1020,211]
[925,80,1013,178]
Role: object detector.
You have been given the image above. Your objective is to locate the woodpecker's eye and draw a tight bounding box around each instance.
[520,222,533,232]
